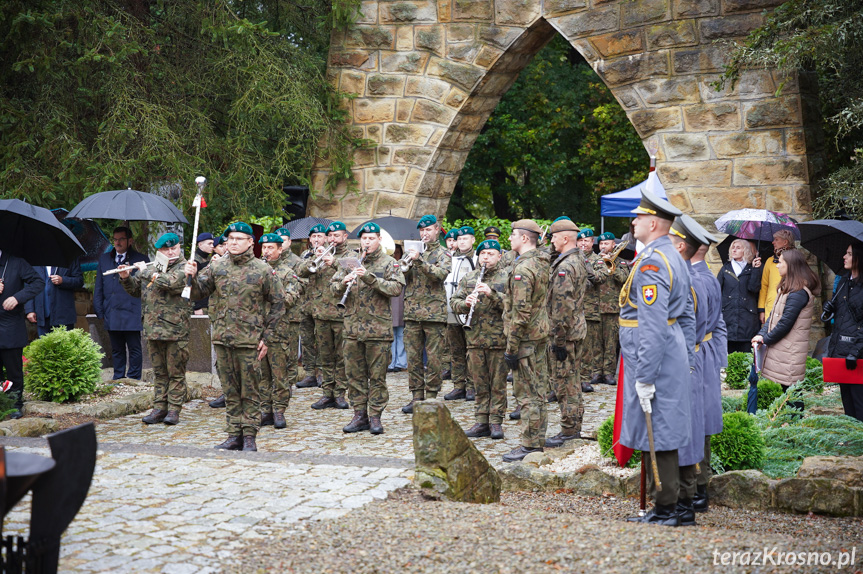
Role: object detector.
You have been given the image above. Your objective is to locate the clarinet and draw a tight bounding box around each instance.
[462,264,487,331]
[337,250,367,309]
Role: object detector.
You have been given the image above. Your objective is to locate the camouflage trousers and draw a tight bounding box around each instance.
[549,340,584,434]
[467,347,508,424]
[316,319,347,398]
[149,339,189,412]
[405,320,446,398]
[344,338,390,417]
[214,344,261,438]
[583,320,602,379]
[259,325,299,413]
[512,340,549,449]
[447,324,471,391]
[598,313,620,378]
[299,312,318,373]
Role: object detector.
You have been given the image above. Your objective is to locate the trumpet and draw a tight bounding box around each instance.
[601,241,629,273]
[307,243,336,273]
[399,252,415,270]
[337,249,367,309]
[462,264,487,331]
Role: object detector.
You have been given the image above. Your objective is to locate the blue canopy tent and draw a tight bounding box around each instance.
[599,171,668,232]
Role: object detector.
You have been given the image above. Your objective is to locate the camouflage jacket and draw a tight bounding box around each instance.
[582,251,611,321]
[330,246,405,341]
[120,257,191,341]
[503,249,551,353]
[547,248,587,345]
[404,241,449,323]
[277,250,306,324]
[299,242,356,322]
[597,257,631,315]
[450,263,508,349]
[190,247,285,348]
[268,253,302,341]
[500,249,517,272]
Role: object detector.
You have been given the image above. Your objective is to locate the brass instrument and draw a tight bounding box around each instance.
[337,249,367,309]
[398,252,414,270]
[602,241,629,273]
[307,243,336,273]
[462,264,487,331]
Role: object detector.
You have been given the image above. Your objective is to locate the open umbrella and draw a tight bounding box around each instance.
[50,208,110,272]
[67,188,188,224]
[798,219,863,274]
[349,216,420,240]
[0,199,85,267]
[715,209,800,242]
[284,217,333,240]
[716,235,774,264]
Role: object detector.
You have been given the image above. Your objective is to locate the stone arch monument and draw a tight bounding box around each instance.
[309,0,820,227]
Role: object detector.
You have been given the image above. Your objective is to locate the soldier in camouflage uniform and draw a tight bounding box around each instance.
[193,232,214,315]
[544,220,589,447]
[300,221,355,410]
[120,233,191,425]
[185,222,285,452]
[258,233,301,429]
[577,228,606,392]
[332,223,405,435]
[451,239,509,439]
[296,225,326,388]
[401,215,450,414]
[594,232,631,385]
[440,228,458,379]
[444,226,476,400]
[502,219,551,462]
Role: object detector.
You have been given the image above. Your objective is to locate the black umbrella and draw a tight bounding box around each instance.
[716,235,774,264]
[0,199,85,267]
[284,216,333,240]
[798,219,863,274]
[349,216,420,240]
[67,188,188,224]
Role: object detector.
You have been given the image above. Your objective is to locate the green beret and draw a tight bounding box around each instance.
[226,221,254,237]
[599,232,616,241]
[417,215,437,229]
[327,221,347,233]
[275,227,291,238]
[577,228,595,239]
[476,239,501,253]
[309,224,327,235]
[445,229,458,240]
[258,233,283,245]
[553,216,572,223]
[458,226,475,237]
[358,222,381,236]
[154,232,180,249]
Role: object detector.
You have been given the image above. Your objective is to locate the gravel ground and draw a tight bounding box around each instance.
[223,487,863,574]
[546,444,639,478]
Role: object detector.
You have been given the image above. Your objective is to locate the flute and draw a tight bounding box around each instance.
[462,264,487,330]
[336,250,367,309]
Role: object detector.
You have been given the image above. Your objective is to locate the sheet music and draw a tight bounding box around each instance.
[338,257,363,270]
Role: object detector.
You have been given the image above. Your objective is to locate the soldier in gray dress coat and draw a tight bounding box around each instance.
[619,190,696,527]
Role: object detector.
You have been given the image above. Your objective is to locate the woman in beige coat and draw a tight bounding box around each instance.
[752,249,821,388]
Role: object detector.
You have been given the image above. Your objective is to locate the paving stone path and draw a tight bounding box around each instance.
[0,372,616,573]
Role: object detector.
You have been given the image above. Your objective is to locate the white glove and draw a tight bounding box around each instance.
[635,381,655,414]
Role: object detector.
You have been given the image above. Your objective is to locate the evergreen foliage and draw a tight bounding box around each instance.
[712,412,766,471]
[597,414,641,468]
[724,352,753,390]
[23,327,104,403]
[743,378,784,411]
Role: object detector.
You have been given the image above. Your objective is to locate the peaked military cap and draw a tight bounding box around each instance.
[598,232,616,241]
[632,187,682,221]
[458,226,475,237]
[154,232,180,249]
[577,228,595,239]
[671,215,709,247]
[476,239,501,253]
[196,232,214,244]
[417,215,437,229]
[511,219,542,234]
[309,224,327,235]
[327,221,347,233]
[550,219,580,234]
[358,222,381,236]
[258,233,283,244]
[275,227,291,238]
[483,226,502,237]
[226,221,254,237]
[444,229,458,240]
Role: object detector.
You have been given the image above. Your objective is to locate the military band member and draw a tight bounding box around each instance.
[620,192,696,526]
[451,239,509,439]
[576,228,610,393]
[297,226,326,388]
[441,228,459,379]
[592,232,631,386]
[502,219,551,462]
[401,215,450,414]
[120,233,191,425]
[444,226,476,401]
[258,233,301,429]
[444,229,458,254]
[185,222,285,452]
[333,223,405,435]
[545,219,588,447]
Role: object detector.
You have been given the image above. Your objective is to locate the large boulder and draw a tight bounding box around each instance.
[412,401,501,503]
[0,417,59,437]
[796,455,863,488]
[774,477,859,517]
[709,469,774,510]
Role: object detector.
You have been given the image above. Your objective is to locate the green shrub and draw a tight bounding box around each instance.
[724,352,752,390]
[597,414,641,468]
[24,327,103,403]
[721,395,741,413]
[712,412,765,471]
[742,378,784,411]
[799,357,825,394]
[0,390,19,421]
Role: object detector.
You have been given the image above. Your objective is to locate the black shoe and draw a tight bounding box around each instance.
[502,446,543,462]
[509,404,522,420]
[7,410,22,420]
[242,436,257,452]
[506,373,513,383]
[548,431,581,445]
[545,435,565,448]
[676,499,696,526]
[387,367,395,373]
[589,374,603,387]
[261,412,274,426]
[693,484,709,513]
[465,423,491,437]
[626,504,680,526]
[444,388,466,401]
[335,395,350,409]
[547,391,557,403]
[343,411,370,433]
[401,399,420,414]
[142,409,168,424]
[369,415,384,435]
[441,369,452,380]
[163,410,180,425]
[215,436,243,450]
[311,396,337,410]
[490,424,504,439]
[465,389,476,401]
[296,375,318,388]
[208,394,226,408]
[581,381,595,393]
[602,375,617,386]
[274,411,287,429]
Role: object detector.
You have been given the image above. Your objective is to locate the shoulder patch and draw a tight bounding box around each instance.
[514,274,522,281]
[394,263,400,269]
[558,271,566,277]
[641,284,657,305]
[640,264,660,273]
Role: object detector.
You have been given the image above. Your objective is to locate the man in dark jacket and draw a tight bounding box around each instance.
[24,259,83,335]
[0,249,44,417]
[94,226,149,380]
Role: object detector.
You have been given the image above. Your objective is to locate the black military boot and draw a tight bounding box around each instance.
[369,416,384,435]
[502,446,543,462]
[545,430,581,448]
[602,375,617,385]
[581,381,595,393]
[260,412,274,426]
[444,388,466,400]
[509,404,522,420]
[465,389,476,401]
[490,424,505,439]
[208,394,226,408]
[343,410,370,433]
[547,391,558,403]
[402,393,423,414]
[311,396,337,410]
[273,411,287,429]
[676,499,696,526]
[335,395,350,409]
[214,436,243,450]
[589,374,603,388]
[626,504,680,526]
[441,369,452,380]
[142,409,168,424]
[465,423,491,437]
[242,436,257,452]
[296,375,318,388]
[163,410,180,425]
[693,484,709,513]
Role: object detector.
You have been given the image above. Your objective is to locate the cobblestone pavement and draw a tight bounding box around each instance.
[0,371,616,573]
